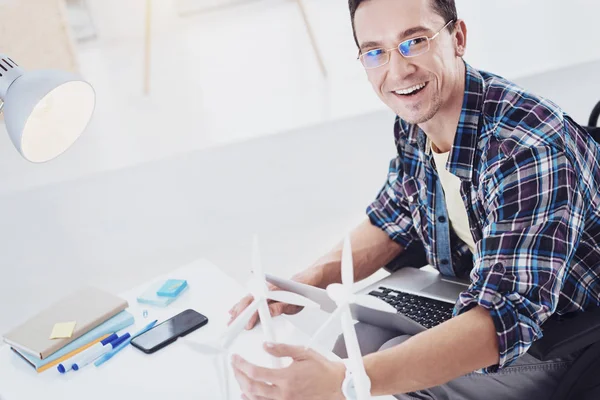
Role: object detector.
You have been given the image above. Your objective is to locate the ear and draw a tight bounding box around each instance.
[453,19,467,57]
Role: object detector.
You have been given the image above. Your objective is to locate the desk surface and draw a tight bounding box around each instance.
[0,259,394,400]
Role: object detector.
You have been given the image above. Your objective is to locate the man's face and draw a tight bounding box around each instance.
[354,0,464,124]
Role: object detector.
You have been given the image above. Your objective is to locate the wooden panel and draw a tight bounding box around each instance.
[0,0,78,72]
[175,0,262,15]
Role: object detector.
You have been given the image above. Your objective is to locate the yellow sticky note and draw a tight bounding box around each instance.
[50,321,77,339]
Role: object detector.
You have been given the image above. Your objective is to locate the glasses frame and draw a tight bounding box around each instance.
[358,19,455,70]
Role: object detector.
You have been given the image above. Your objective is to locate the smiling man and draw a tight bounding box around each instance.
[227,0,600,399]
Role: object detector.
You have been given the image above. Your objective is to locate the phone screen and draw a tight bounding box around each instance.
[131,309,208,353]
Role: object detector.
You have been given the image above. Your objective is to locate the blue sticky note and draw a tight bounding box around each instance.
[156,279,188,298]
[137,282,186,307]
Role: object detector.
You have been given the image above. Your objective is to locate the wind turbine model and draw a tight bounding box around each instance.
[184,235,319,398]
[306,236,397,400]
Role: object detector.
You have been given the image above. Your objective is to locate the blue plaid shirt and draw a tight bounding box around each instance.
[367,62,600,373]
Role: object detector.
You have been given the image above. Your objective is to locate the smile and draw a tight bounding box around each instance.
[393,82,428,96]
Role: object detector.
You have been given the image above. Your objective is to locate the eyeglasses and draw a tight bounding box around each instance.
[358,20,455,70]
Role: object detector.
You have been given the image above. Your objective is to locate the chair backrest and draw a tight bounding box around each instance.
[586,100,600,142]
[589,101,600,127]
[587,126,600,143]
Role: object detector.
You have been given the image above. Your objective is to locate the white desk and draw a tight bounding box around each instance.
[0,259,394,400]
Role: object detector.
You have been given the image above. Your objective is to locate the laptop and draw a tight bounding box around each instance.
[265,267,471,335]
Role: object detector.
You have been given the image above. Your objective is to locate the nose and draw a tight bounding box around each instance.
[386,48,417,81]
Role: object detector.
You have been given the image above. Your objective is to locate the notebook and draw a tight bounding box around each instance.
[3,286,128,359]
[12,335,110,373]
[11,310,134,372]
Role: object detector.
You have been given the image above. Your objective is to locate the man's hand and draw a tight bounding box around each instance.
[228,283,304,330]
[231,343,346,400]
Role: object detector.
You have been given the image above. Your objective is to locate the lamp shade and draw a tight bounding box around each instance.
[0,56,95,163]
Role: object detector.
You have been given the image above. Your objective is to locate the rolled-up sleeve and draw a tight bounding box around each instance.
[454,144,585,373]
[366,155,419,249]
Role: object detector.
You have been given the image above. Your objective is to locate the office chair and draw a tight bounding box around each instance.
[530,101,600,400]
[586,100,600,142]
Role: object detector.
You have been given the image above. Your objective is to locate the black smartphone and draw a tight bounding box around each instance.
[131,309,208,354]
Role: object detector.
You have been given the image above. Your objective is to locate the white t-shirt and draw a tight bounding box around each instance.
[430,145,477,254]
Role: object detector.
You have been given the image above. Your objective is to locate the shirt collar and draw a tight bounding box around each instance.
[400,62,484,182]
[446,62,485,181]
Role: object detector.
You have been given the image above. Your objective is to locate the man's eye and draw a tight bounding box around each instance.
[366,49,384,57]
[408,37,427,46]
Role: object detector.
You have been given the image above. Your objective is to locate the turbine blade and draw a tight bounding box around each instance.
[222,353,230,400]
[341,236,354,288]
[340,309,371,400]
[257,299,284,368]
[257,300,277,344]
[222,300,260,348]
[266,290,320,308]
[305,306,344,349]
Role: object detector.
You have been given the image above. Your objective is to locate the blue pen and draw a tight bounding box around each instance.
[94,320,157,367]
[57,333,119,374]
[72,333,130,371]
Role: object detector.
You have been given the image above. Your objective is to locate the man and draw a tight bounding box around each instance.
[227,0,600,398]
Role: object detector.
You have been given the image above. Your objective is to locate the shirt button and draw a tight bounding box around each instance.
[441,259,449,265]
[408,196,414,203]
[438,216,447,223]
[493,263,504,272]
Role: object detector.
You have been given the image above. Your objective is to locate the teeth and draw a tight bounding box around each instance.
[394,83,426,95]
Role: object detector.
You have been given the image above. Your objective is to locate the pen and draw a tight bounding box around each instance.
[94,320,157,367]
[57,333,118,374]
[72,333,130,371]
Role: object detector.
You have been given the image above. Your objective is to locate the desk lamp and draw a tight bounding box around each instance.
[0,53,95,163]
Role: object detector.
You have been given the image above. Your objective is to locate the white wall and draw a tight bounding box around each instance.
[85,0,600,78]
[1,0,599,198]
[457,0,600,78]
[516,60,600,125]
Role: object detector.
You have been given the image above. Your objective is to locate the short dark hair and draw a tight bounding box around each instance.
[348,0,457,48]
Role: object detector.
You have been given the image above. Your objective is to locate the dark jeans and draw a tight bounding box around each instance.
[333,323,580,400]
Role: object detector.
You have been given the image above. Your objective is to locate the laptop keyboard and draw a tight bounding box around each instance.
[367,286,455,329]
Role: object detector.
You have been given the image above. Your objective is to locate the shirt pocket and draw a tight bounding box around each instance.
[400,176,428,242]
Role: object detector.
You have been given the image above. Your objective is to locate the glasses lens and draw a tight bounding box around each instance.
[399,37,429,57]
[361,49,388,69]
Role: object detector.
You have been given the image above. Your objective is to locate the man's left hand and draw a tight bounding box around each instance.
[231,342,346,400]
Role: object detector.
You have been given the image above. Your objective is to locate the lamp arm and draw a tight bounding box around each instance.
[0,55,25,100]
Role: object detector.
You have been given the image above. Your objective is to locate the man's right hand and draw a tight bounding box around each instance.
[228,283,304,330]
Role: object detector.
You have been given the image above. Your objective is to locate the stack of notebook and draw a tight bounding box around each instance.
[3,287,134,373]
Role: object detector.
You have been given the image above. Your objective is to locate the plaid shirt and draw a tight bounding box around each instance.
[367,62,600,373]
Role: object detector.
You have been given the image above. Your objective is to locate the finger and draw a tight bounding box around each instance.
[263,342,310,360]
[232,368,278,400]
[268,303,284,317]
[228,297,254,326]
[232,354,280,384]
[229,296,251,318]
[246,311,259,330]
[232,357,279,399]
[228,309,242,326]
